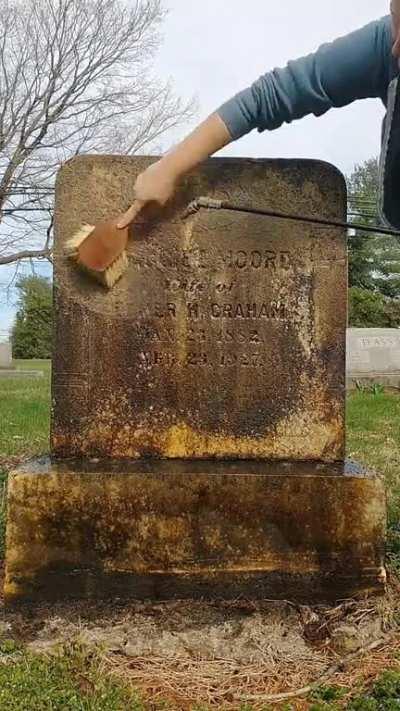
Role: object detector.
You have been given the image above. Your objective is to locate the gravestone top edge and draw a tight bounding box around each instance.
[56,154,347,202]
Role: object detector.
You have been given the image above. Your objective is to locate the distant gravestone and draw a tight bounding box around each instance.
[347,328,400,388]
[0,342,12,369]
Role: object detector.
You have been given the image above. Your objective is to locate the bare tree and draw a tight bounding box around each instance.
[0,0,194,269]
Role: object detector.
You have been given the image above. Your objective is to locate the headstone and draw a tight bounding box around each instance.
[347,328,400,388]
[51,156,347,462]
[0,341,12,369]
[4,156,386,605]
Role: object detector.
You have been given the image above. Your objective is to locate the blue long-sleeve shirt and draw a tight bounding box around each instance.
[217,16,398,140]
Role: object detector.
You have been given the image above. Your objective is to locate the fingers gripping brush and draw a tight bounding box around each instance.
[65,220,129,289]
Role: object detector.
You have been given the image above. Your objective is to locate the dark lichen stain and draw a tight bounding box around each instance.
[5,458,385,605]
[15,566,383,605]
[52,279,310,454]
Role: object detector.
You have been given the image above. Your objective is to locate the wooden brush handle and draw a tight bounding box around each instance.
[117,199,145,229]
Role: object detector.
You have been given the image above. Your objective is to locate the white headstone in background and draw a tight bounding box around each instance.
[347,328,400,375]
[0,341,12,369]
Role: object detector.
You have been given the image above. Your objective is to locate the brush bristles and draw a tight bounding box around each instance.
[98,250,129,288]
[64,224,95,255]
[73,250,129,290]
[65,223,128,289]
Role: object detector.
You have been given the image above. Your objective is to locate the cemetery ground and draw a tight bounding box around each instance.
[0,362,400,710]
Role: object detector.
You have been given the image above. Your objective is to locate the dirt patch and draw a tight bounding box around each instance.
[1,582,399,709]
[0,455,27,471]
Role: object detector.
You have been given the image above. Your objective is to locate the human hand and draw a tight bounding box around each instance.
[117,160,178,229]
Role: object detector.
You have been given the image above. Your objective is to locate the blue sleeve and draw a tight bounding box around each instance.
[217,16,393,140]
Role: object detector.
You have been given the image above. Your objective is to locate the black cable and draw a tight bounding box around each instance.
[184,198,400,238]
[219,202,400,237]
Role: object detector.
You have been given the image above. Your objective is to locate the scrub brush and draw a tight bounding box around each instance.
[65,219,129,289]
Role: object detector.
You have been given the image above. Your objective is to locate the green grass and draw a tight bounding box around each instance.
[0,643,145,711]
[306,670,400,710]
[0,359,51,459]
[347,391,400,568]
[347,390,400,508]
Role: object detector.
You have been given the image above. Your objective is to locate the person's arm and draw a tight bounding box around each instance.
[391,0,400,55]
[217,16,392,140]
[118,16,392,228]
[118,114,231,228]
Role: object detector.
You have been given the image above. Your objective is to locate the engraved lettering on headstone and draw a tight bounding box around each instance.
[359,336,400,349]
[210,302,287,320]
[219,249,293,270]
[187,303,200,320]
[154,303,177,318]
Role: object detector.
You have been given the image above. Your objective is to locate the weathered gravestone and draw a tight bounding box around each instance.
[0,341,12,369]
[347,328,400,389]
[4,156,386,604]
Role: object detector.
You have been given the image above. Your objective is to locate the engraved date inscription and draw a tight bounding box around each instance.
[139,351,263,369]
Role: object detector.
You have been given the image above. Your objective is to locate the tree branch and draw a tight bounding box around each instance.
[0,247,52,265]
[0,0,195,272]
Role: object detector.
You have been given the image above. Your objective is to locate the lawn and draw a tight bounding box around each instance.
[0,364,399,710]
[0,643,145,711]
[0,359,51,460]
[346,390,400,566]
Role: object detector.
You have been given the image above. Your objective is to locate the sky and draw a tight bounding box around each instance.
[0,0,389,340]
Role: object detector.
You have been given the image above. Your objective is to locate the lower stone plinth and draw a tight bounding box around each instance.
[4,458,386,605]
